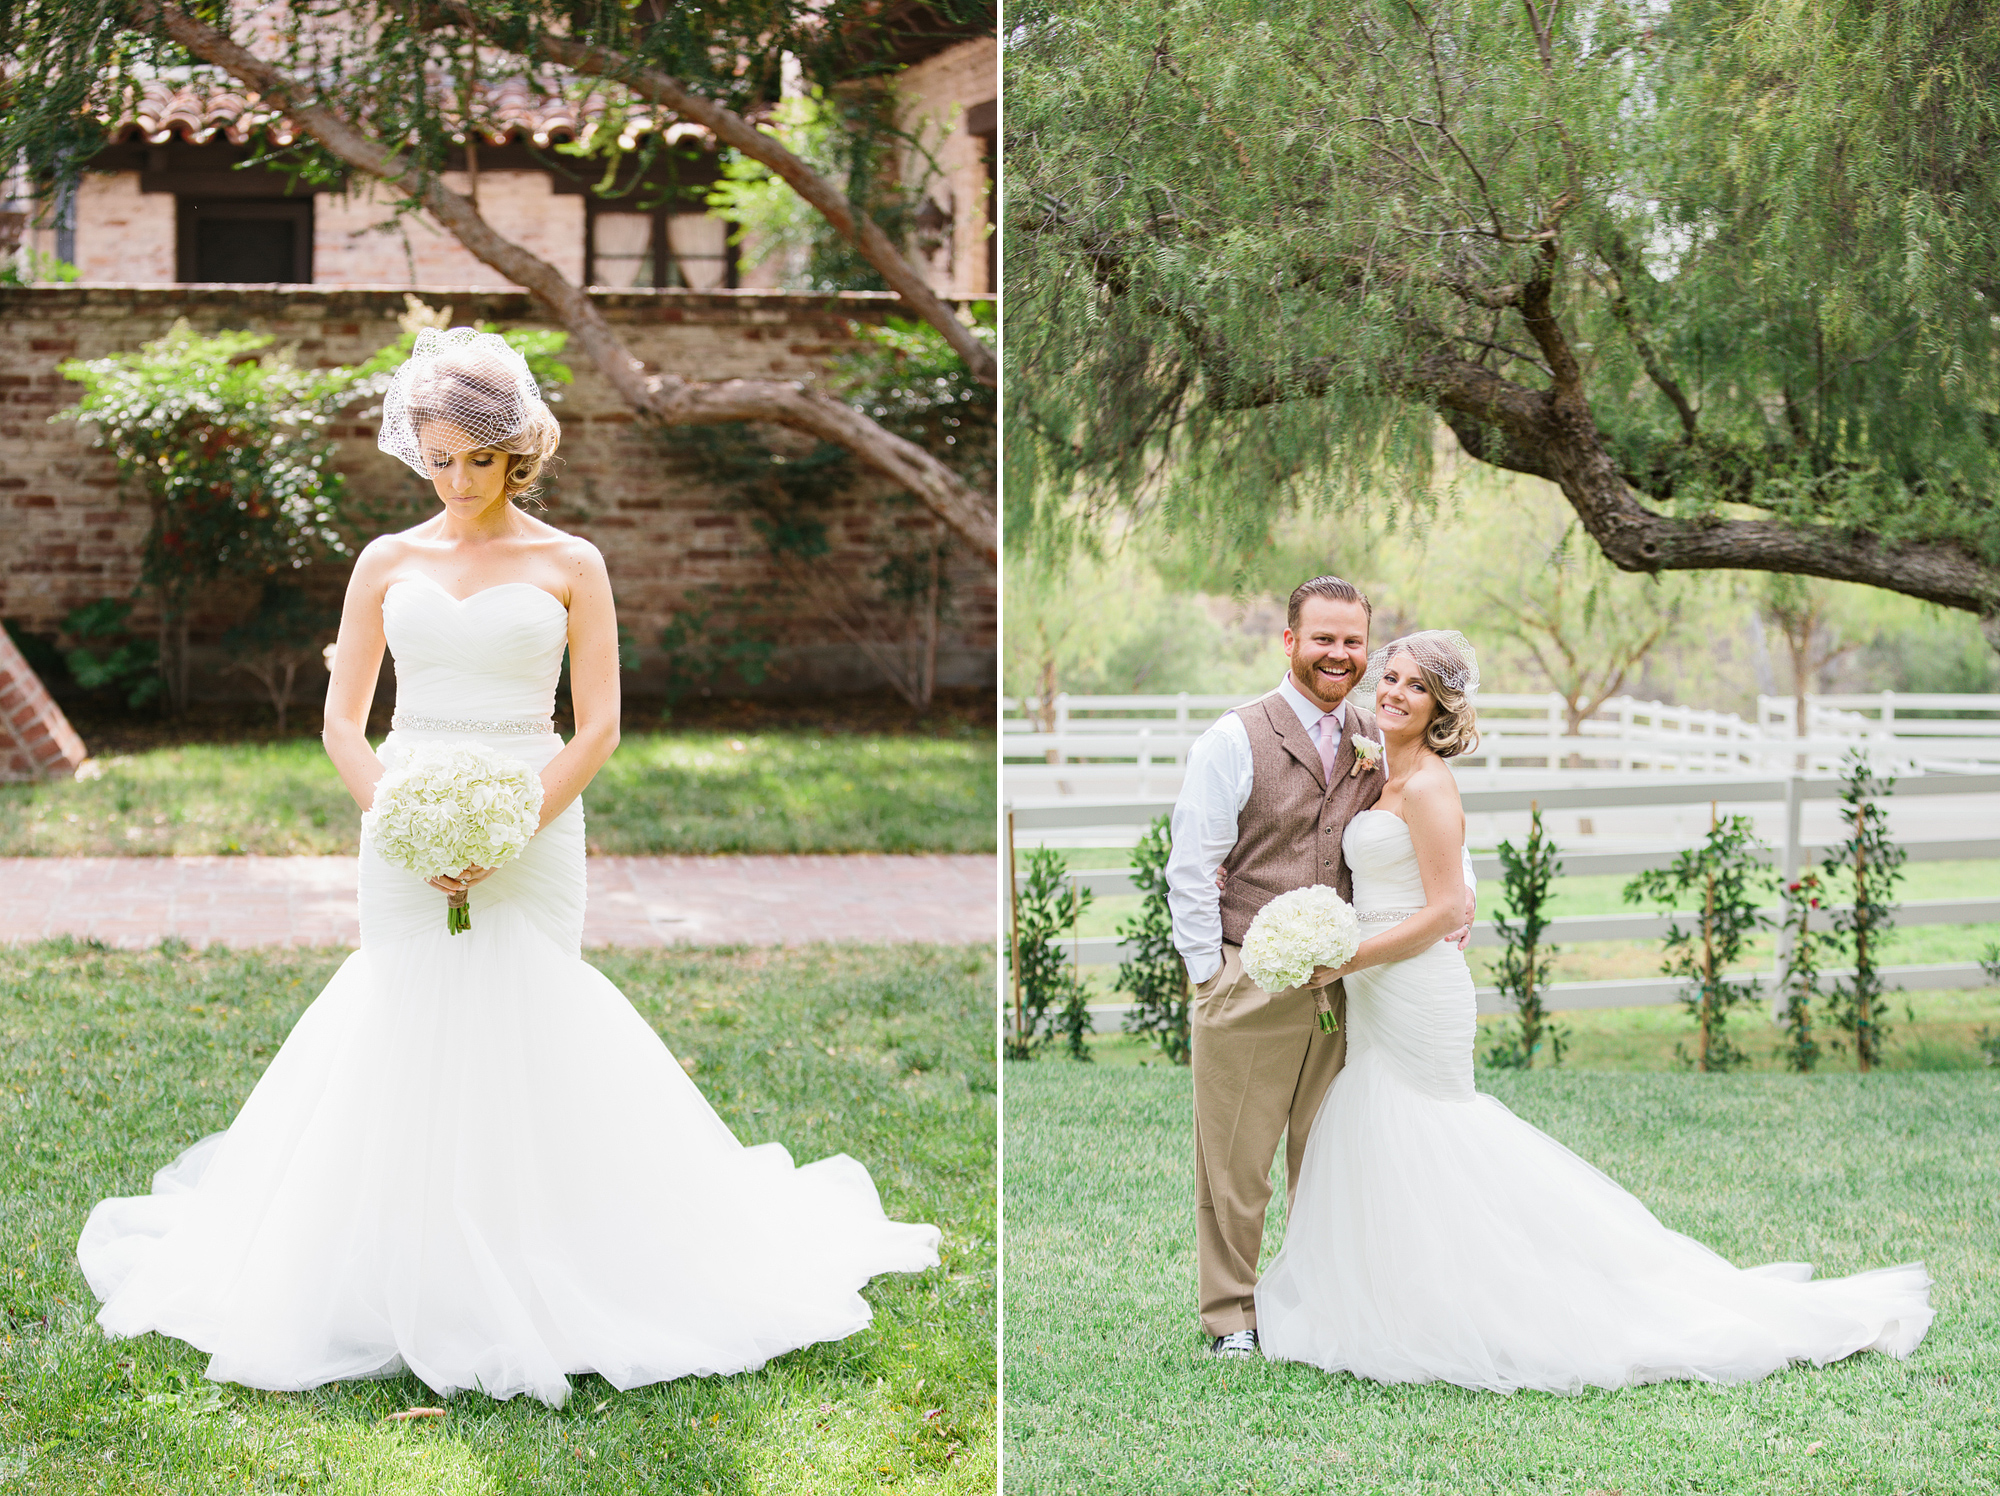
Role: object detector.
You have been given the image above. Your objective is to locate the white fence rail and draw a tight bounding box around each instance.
[1004,691,2000,792]
[1001,769,2000,1029]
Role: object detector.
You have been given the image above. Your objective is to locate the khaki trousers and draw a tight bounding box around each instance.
[1191,942,1346,1337]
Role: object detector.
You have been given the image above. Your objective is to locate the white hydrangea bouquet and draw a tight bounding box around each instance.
[362,743,545,934]
[1240,885,1363,1032]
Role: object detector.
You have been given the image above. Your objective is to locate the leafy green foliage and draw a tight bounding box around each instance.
[707,89,917,292]
[1625,813,1773,1071]
[1776,870,1832,1073]
[57,321,363,585]
[0,248,79,284]
[1008,846,1093,1061]
[1484,806,1567,1069]
[1004,0,2000,613]
[1114,815,1191,1065]
[1823,750,1908,1071]
[55,322,370,712]
[220,584,341,733]
[655,592,780,718]
[57,597,163,711]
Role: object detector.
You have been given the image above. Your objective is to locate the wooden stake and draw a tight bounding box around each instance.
[1007,811,1024,1050]
[1853,801,1871,1073]
[1701,800,1717,1072]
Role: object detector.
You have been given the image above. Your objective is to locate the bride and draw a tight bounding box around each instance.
[76,328,941,1406]
[1255,630,1932,1393]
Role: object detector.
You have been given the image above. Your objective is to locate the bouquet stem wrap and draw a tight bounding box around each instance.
[363,743,546,934]
[1239,885,1362,1031]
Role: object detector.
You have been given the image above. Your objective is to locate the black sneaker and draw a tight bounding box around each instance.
[1211,1328,1258,1358]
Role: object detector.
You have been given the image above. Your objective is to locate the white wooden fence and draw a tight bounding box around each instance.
[1003,691,2000,798]
[1002,768,2000,1030]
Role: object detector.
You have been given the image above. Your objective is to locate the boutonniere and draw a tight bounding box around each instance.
[1348,735,1384,778]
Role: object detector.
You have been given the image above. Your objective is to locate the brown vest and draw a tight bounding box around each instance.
[1217,692,1385,945]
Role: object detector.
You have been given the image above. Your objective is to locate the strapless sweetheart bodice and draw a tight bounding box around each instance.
[381,577,568,725]
[1341,810,1427,913]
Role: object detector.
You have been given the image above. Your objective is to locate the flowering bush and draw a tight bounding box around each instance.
[1241,885,1361,994]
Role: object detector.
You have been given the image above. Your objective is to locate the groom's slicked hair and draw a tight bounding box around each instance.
[1288,576,1372,632]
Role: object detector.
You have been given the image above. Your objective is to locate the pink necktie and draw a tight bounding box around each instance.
[1317,712,1339,781]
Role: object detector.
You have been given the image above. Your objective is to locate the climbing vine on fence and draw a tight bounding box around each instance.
[1484,805,1566,1070]
[1823,750,1906,1072]
[1007,845,1094,1061]
[1115,815,1190,1065]
[1625,808,1772,1072]
[1775,870,1831,1073]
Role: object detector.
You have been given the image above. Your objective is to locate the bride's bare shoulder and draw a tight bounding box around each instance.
[1401,757,1463,815]
[519,520,609,598]
[348,529,429,588]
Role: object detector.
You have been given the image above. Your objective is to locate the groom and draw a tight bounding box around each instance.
[1166,576,1470,1357]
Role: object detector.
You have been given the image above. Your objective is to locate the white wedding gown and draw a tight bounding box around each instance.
[77,577,941,1405]
[1255,809,1932,1393]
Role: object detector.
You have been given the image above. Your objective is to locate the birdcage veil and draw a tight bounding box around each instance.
[1357,629,1481,703]
[377,327,551,480]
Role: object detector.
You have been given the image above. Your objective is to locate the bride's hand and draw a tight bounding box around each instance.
[427,864,494,895]
[1307,961,1354,988]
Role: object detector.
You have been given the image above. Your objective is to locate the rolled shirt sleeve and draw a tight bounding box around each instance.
[1166,714,1253,986]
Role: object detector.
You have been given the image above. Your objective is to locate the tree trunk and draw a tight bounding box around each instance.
[140,1,996,563]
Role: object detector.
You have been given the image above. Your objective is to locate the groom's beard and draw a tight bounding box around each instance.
[1289,653,1357,711]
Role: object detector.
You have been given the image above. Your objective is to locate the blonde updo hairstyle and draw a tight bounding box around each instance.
[488,405,562,503]
[1375,633,1481,759]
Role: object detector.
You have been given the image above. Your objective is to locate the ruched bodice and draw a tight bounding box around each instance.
[372,579,578,951]
[1342,809,1430,915]
[382,576,568,723]
[1338,810,1476,1102]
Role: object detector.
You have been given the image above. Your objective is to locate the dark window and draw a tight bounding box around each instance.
[176,198,313,283]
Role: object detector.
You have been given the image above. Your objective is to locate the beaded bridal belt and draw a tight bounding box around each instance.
[1355,907,1422,923]
[391,712,554,736]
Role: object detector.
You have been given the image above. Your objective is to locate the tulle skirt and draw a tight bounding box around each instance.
[1255,940,1933,1394]
[76,731,941,1406]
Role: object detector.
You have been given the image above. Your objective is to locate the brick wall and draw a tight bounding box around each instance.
[0,285,994,702]
[0,628,87,780]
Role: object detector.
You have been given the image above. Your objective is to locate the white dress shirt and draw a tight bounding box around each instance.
[1164,675,1474,984]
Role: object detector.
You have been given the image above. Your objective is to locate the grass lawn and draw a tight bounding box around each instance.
[0,732,994,858]
[1,941,995,1495]
[1002,1059,2000,1494]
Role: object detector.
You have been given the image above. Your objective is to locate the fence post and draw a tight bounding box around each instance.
[1136,726,1152,798]
[1054,692,1070,764]
[1176,692,1189,733]
[1773,771,1804,1026]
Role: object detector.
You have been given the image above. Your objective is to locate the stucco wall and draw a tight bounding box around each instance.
[0,285,993,702]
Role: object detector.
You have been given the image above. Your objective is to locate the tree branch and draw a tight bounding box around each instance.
[1404,346,2000,618]
[135,0,995,560]
[458,4,996,390]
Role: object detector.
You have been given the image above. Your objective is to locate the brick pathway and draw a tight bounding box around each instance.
[0,854,997,950]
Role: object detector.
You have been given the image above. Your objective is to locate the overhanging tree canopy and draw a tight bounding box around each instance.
[1006,0,2000,643]
[1,0,996,557]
